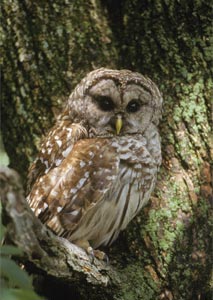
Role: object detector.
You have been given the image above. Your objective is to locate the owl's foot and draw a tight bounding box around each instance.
[74,239,109,264]
[88,247,109,264]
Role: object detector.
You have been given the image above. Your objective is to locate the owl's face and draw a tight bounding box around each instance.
[86,79,156,136]
[67,69,162,137]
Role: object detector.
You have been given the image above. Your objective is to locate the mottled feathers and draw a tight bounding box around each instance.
[27,68,162,249]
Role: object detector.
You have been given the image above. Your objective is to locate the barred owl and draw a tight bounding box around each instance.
[27,68,162,258]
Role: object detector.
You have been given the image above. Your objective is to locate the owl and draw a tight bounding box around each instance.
[27,68,163,259]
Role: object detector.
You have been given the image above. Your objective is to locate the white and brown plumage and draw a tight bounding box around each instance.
[27,68,162,255]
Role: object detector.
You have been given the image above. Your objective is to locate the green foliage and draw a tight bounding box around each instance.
[0,132,9,167]
[0,204,42,300]
[1,289,42,300]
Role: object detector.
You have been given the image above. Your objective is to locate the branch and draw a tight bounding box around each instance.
[0,167,119,287]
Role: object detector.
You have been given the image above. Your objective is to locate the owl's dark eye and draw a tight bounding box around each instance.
[126,99,141,113]
[94,96,115,112]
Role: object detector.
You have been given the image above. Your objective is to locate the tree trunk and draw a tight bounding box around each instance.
[1,1,212,300]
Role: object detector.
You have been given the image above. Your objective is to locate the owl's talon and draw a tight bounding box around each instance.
[86,247,109,264]
[87,246,95,263]
[102,253,109,265]
[93,249,109,264]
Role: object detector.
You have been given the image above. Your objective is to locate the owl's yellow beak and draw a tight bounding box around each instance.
[115,115,123,135]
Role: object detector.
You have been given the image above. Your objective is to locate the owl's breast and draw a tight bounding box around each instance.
[69,135,158,248]
[112,136,158,230]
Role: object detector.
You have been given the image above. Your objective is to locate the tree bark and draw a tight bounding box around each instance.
[2,0,117,181]
[1,1,212,300]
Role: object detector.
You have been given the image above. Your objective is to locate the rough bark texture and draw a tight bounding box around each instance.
[2,0,117,180]
[1,1,212,300]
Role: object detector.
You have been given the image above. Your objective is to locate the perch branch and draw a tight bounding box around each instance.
[0,167,119,287]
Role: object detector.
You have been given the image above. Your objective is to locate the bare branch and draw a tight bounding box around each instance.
[0,167,119,287]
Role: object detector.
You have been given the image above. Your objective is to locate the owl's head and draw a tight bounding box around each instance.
[66,68,163,136]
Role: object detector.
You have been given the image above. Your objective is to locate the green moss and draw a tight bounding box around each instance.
[118,263,159,300]
[139,177,193,269]
[168,196,212,298]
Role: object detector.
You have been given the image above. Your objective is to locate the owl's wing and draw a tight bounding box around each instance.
[27,120,88,193]
[27,138,120,236]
